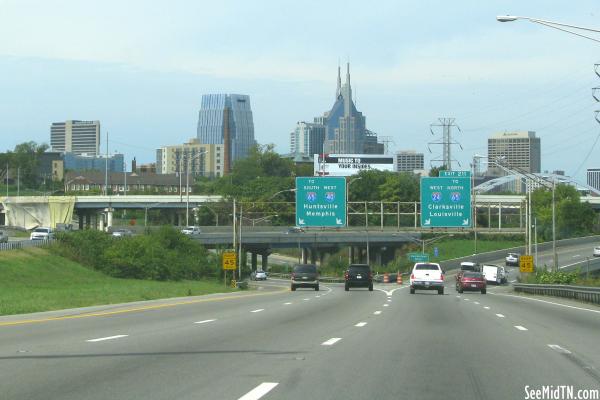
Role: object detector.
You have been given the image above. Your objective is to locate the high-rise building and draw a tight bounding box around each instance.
[588,168,600,191]
[156,139,225,178]
[396,150,424,173]
[487,131,541,176]
[50,120,100,155]
[196,94,255,173]
[322,64,367,154]
[290,121,326,157]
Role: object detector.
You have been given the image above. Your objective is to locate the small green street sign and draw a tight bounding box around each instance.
[420,175,472,228]
[408,252,430,262]
[296,177,346,227]
[439,170,471,178]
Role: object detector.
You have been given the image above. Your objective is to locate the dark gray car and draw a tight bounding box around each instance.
[291,264,319,291]
[344,264,373,291]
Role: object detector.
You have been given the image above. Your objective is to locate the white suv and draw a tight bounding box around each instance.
[181,226,202,235]
[30,227,54,240]
[593,246,600,257]
[410,262,445,295]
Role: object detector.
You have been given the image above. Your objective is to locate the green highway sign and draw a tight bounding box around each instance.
[296,177,346,227]
[408,252,430,262]
[420,175,472,228]
[440,170,471,178]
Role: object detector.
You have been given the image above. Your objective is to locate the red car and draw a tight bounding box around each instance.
[456,271,486,294]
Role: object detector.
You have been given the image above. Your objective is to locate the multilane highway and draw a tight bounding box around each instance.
[0,245,599,400]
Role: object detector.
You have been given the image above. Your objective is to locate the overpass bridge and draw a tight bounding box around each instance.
[1,194,599,230]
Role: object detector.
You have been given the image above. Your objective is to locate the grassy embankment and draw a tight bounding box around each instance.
[0,247,235,316]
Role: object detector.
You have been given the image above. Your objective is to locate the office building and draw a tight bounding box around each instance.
[487,131,541,176]
[37,152,64,182]
[197,94,255,173]
[322,64,367,154]
[290,121,325,157]
[63,153,124,173]
[156,139,224,178]
[396,150,424,173]
[50,120,100,155]
[588,168,600,192]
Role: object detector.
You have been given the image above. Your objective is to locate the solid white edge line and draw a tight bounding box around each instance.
[514,325,528,331]
[238,382,279,400]
[86,334,128,342]
[250,309,264,313]
[322,337,342,346]
[495,313,505,318]
[492,293,600,315]
[548,344,572,354]
[355,322,367,327]
[194,319,216,324]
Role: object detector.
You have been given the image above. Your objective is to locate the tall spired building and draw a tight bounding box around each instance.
[322,64,367,154]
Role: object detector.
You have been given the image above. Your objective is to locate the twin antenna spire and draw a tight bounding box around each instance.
[336,62,351,99]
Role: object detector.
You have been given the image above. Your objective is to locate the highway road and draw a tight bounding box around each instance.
[2,280,600,399]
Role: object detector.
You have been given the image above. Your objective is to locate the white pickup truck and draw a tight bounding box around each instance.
[410,262,445,295]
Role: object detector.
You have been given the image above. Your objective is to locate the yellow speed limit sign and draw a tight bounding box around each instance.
[519,255,534,273]
[222,252,237,270]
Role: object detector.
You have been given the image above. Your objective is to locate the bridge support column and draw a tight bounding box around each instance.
[77,211,84,230]
[302,248,308,264]
[349,246,355,263]
[84,213,91,229]
[251,252,258,271]
[177,212,183,227]
[98,213,104,232]
[261,253,268,271]
[310,248,316,265]
[106,208,113,229]
[375,248,382,268]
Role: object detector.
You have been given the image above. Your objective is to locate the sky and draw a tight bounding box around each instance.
[0,0,599,182]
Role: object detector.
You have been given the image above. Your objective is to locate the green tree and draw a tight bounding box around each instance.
[532,184,596,240]
[428,165,447,177]
[379,172,420,202]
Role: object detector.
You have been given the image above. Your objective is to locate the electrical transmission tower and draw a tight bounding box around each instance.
[379,136,395,154]
[428,117,463,170]
[593,63,600,124]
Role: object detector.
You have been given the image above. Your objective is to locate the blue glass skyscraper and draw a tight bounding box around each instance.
[197,94,255,173]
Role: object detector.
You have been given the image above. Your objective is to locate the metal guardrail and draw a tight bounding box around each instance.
[513,283,600,305]
[0,239,52,252]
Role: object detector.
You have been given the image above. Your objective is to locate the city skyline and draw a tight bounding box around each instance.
[0,1,598,183]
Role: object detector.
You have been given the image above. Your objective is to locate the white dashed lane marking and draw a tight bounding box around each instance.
[548,344,572,354]
[374,311,382,315]
[483,306,490,310]
[474,302,480,305]
[322,337,342,346]
[86,335,128,343]
[383,304,389,307]
[250,309,264,313]
[284,302,292,305]
[496,314,505,318]
[355,322,367,327]
[238,382,279,400]
[514,325,528,331]
[194,319,216,324]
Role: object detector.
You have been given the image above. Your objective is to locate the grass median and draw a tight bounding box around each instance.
[0,247,235,316]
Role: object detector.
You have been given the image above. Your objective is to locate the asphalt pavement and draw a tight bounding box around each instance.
[1,271,600,400]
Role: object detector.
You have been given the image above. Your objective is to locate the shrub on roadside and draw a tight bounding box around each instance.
[54,227,216,281]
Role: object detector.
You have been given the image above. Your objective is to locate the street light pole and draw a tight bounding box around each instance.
[186,150,207,226]
[552,180,558,271]
[497,15,600,43]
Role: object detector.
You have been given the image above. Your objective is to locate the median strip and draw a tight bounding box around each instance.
[86,334,128,343]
